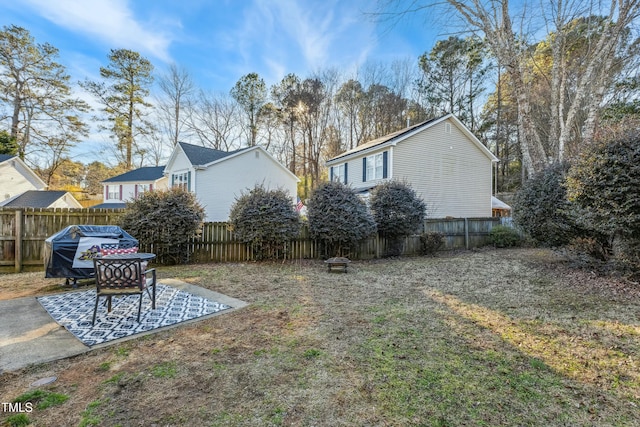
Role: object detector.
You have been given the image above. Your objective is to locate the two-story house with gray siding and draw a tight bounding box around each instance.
[326,114,498,218]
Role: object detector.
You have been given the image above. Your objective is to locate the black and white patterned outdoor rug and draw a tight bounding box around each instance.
[37,283,231,347]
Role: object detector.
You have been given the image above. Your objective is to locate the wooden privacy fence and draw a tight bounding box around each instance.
[0,208,124,274]
[0,207,500,273]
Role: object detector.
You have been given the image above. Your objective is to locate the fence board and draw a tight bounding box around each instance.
[0,207,499,272]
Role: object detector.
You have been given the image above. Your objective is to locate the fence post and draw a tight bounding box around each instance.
[464,218,469,250]
[15,209,23,273]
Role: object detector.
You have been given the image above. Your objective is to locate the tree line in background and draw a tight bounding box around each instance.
[0,0,639,200]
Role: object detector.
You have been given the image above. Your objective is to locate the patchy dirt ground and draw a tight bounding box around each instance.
[1,248,639,426]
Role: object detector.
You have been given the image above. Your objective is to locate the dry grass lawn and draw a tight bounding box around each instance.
[1,248,639,426]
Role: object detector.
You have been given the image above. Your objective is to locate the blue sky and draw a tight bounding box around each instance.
[1,0,447,92]
[1,0,463,164]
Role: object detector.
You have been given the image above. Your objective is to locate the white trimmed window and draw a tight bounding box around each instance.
[333,164,346,183]
[135,184,150,199]
[106,185,119,200]
[366,153,384,181]
[172,172,190,191]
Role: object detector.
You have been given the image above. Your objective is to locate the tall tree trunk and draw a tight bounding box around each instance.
[173,103,180,145]
[549,23,565,159]
[496,7,548,174]
[127,100,134,169]
[446,0,640,174]
[557,1,640,158]
[290,119,296,174]
[448,0,548,175]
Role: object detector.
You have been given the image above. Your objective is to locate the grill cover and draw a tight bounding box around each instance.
[44,225,138,279]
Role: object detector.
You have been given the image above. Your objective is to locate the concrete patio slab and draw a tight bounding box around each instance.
[0,279,247,373]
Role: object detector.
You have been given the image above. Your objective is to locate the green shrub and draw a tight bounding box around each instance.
[567,129,640,240]
[370,181,426,256]
[120,187,205,264]
[489,225,520,248]
[420,232,444,256]
[229,185,300,260]
[512,162,577,246]
[307,181,376,258]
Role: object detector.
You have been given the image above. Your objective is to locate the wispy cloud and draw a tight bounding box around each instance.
[20,0,173,62]
[225,0,377,83]
[269,0,335,67]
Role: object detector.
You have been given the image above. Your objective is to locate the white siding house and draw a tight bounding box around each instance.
[165,142,300,221]
[3,190,83,208]
[0,154,47,206]
[326,114,498,218]
[0,154,82,208]
[96,166,168,208]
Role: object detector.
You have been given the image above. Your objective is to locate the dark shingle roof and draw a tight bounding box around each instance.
[178,142,249,166]
[4,191,68,207]
[0,154,16,163]
[102,166,165,183]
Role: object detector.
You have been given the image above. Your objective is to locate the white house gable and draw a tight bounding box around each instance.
[196,148,297,221]
[50,193,83,209]
[0,156,47,205]
[165,143,299,222]
[393,118,494,217]
[166,148,194,191]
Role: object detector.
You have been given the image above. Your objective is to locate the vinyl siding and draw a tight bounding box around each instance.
[392,119,492,217]
[170,150,193,172]
[345,147,391,188]
[337,117,493,218]
[101,178,168,203]
[166,149,196,192]
[194,149,298,221]
[50,193,83,209]
[0,161,46,203]
[168,151,194,187]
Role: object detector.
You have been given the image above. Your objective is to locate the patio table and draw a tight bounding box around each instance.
[101,252,156,260]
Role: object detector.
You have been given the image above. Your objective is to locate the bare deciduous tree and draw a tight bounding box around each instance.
[377,0,640,175]
[156,63,195,146]
[446,0,640,174]
[187,90,242,151]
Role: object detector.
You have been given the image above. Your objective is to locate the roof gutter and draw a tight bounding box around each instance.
[326,140,400,166]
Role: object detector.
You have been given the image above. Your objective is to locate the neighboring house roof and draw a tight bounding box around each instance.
[92,202,127,209]
[3,190,80,208]
[326,113,498,164]
[0,154,16,163]
[178,142,250,166]
[102,166,166,183]
[491,196,512,211]
[169,141,300,182]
